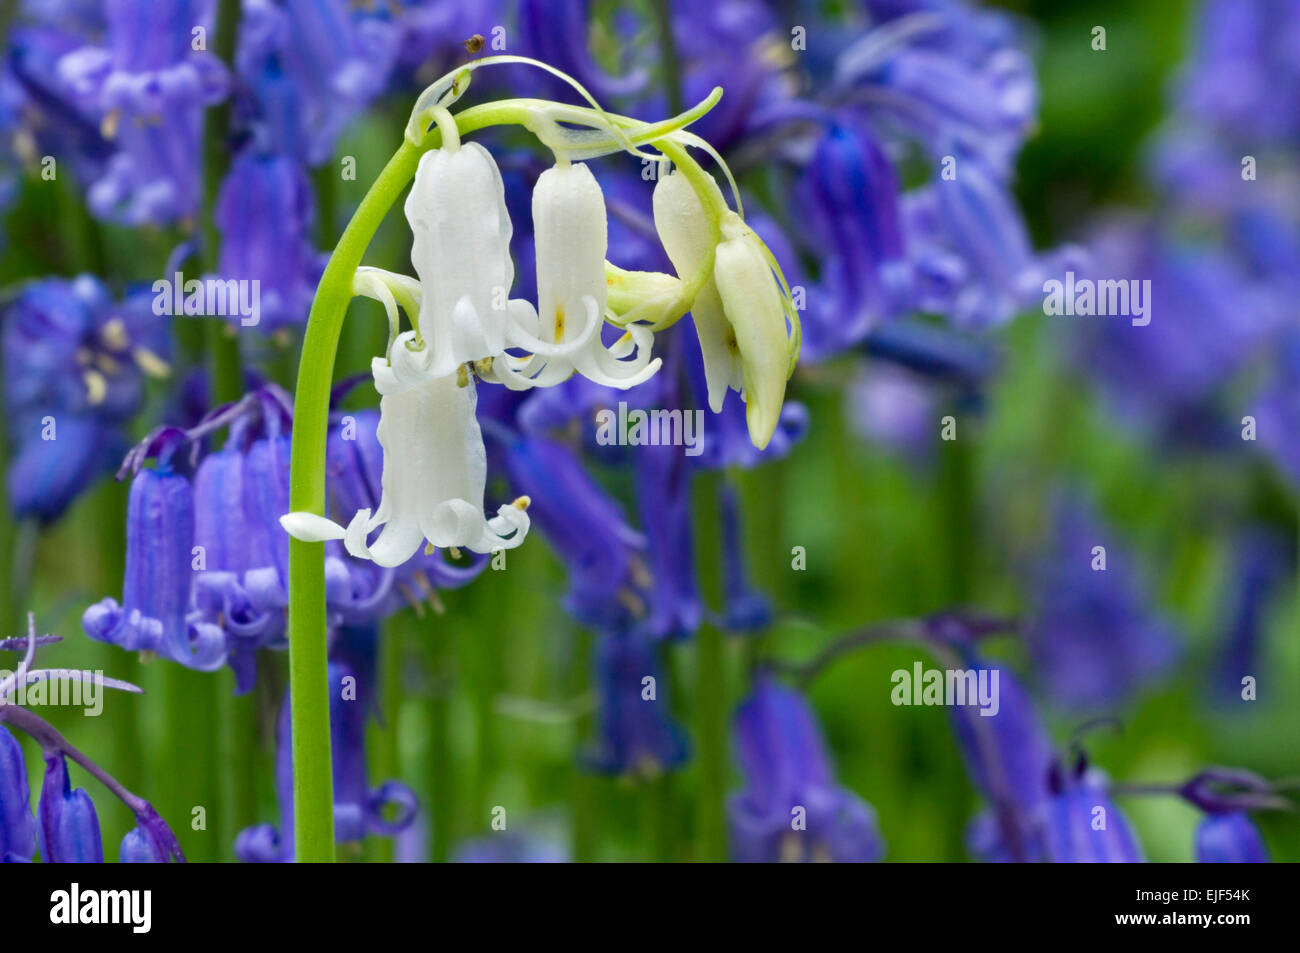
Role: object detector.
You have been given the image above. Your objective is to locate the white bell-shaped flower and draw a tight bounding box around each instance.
[486,161,660,390]
[653,170,793,449]
[404,141,538,380]
[281,366,530,566]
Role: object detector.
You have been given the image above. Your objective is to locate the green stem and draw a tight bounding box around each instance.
[286,137,428,862]
[694,624,728,861]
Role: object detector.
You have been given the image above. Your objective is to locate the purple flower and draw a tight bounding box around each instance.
[795,123,908,350]
[236,0,397,166]
[1044,774,1143,863]
[504,434,648,633]
[718,484,772,632]
[1027,495,1180,711]
[0,725,37,862]
[583,632,688,778]
[236,647,417,861]
[730,677,884,862]
[1253,330,1300,488]
[1195,812,1269,863]
[950,662,1054,862]
[37,751,103,863]
[83,461,226,670]
[632,441,704,641]
[3,276,167,522]
[213,150,322,330]
[55,0,228,224]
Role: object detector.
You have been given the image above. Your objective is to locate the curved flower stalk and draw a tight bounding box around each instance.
[1,615,185,862]
[280,54,802,860]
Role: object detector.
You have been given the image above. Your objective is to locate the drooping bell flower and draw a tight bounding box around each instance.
[236,0,398,166]
[584,632,688,778]
[1194,812,1269,863]
[718,483,771,632]
[517,0,647,102]
[322,409,485,623]
[487,161,659,390]
[1044,770,1143,863]
[0,725,37,862]
[283,370,531,564]
[55,0,228,224]
[213,150,322,330]
[503,434,647,632]
[1027,494,1179,711]
[402,141,537,380]
[3,276,167,522]
[83,460,226,670]
[730,676,885,862]
[949,660,1054,862]
[795,123,909,344]
[37,751,103,863]
[235,651,417,861]
[652,170,797,449]
[632,440,702,641]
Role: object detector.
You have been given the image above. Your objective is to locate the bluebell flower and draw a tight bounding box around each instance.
[503,434,649,633]
[1195,812,1269,863]
[212,150,322,330]
[3,276,168,521]
[730,676,884,862]
[1212,529,1293,704]
[583,632,689,778]
[236,0,397,166]
[795,122,909,346]
[55,0,228,224]
[1026,495,1180,711]
[37,751,103,863]
[0,725,37,862]
[846,362,938,461]
[1043,770,1143,863]
[718,484,772,632]
[632,440,703,641]
[1253,329,1300,488]
[517,0,647,102]
[391,0,508,75]
[83,460,227,670]
[950,661,1054,862]
[236,650,417,861]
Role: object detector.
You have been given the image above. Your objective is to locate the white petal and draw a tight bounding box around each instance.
[280,512,346,543]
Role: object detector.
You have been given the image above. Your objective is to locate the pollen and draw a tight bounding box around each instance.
[511,495,531,511]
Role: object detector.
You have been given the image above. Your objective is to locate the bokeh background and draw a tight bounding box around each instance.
[1,0,1297,862]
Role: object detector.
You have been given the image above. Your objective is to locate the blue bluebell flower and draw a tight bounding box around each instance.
[730,676,884,862]
[83,460,227,670]
[37,751,103,863]
[632,439,704,641]
[950,661,1054,862]
[583,632,689,778]
[3,276,168,522]
[236,649,417,861]
[55,0,228,224]
[0,725,37,862]
[212,150,322,330]
[504,433,649,633]
[1213,529,1293,703]
[1043,770,1143,863]
[518,0,647,102]
[1253,329,1300,488]
[236,0,397,166]
[1195,812,1269,863]
[718,484,771,632]
[1027,495,1180,711]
